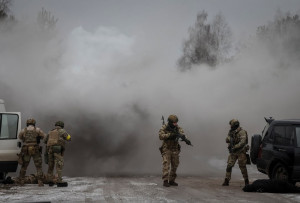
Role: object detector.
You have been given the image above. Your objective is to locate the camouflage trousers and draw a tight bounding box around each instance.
[19,152,43,181]
[161,149,180,181]
[47,151,64,183]
[13,174,50,184]
[225,152,248,181]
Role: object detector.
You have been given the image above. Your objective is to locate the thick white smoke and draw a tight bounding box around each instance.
[1,9,300,177]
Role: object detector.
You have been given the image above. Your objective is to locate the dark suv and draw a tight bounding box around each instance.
[251,117,300,183]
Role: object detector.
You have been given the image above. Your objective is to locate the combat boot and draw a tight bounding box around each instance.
[169,180,178,186]
[245,179,249,186]
[163,180,170,187]
[222,178,229,186]
[57,182,68,187]
[38,180,44,187]
[19,179,25,186]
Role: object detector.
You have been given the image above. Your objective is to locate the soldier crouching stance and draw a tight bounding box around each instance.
[18,118,46,186]
[159,115,187,187]
[44,121,71,184]
[222,119,250,186]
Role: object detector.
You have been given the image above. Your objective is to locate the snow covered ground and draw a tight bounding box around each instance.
[1,173,300,203]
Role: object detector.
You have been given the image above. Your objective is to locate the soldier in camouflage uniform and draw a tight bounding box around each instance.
[18,118,46,186]
[44,121,71,184]
[222,119,250,186]
[159,115,188,187]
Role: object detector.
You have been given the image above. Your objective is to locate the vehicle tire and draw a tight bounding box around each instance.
[271,163,290,182]
[250,134,262,164]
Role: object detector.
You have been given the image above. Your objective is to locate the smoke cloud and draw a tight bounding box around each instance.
[1,5,300,177]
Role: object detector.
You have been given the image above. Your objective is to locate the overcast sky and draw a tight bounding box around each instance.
[11,0,300,59]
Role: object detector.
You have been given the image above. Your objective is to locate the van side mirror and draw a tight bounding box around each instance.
[17,142,21,148]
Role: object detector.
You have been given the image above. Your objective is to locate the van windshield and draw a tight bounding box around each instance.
[0,114,19,139]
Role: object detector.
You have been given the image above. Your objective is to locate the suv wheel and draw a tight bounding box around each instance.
[250,134,262,164]
[271,163,289,181]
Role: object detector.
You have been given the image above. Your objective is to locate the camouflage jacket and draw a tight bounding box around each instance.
[44,126,70,148]
[18,125,46,145]
[159,124,185,151]
[226,127,249,154]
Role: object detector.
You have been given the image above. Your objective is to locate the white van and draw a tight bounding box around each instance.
[0,99,21,180]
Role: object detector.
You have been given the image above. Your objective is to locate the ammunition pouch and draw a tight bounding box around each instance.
[28,146,36,156]
[52,145,62,154]
[21,145,40,156]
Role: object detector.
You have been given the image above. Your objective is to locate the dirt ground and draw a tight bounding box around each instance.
[0,174,300,203]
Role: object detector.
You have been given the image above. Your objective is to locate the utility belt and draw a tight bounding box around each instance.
[159,142,181,155]
[21,144,42,156]
[47,145,63,154]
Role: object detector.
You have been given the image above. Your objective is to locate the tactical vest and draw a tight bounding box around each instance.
[24,128,39,144]
[47,129,59,147]
[162,125,180,151]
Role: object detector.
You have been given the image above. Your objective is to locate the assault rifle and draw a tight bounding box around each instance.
[176,133,193,146]
[228,135,235,153]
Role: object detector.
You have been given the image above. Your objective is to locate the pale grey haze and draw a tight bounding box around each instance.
[1,0,300,176]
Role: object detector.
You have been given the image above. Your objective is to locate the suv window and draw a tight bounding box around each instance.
[273,125,295,146]
[0,114,19,139]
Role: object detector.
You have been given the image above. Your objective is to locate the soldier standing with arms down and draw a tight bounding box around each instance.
[222,119,249,186]
[44,121,71,186]
[159,115,192,187]
[18,118,46,186]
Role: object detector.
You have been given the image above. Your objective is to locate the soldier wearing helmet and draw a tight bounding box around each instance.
[159,114,189,187]
[44,121,71,185]
[222,119,250,186]
[18,118,46,186]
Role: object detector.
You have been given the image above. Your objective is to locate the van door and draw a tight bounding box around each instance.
[0,112,21,177]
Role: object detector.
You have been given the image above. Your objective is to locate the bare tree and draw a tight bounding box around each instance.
[211,13,232,63]
[0,0,16,32]
[178,11,232,71]
[37,7,58,31]
[257,10,300,63]
[0,0,12,20]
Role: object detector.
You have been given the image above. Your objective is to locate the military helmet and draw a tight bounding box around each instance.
[55,121,64,128]
[229,119,239,127]
[168,115,179,123]
[26,118,36,126]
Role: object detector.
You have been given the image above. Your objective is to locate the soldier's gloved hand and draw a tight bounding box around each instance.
[231,145,238,153]
[181,134,186,139]
[185,139,192,146]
